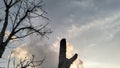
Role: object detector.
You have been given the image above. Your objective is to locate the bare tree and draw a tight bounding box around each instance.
[7,53,45,68]
[16,55,45,68]
[0,0,51,58]
[58,38,78,68]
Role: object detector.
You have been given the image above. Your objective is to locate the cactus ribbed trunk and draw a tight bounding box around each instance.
[58,38,78,68]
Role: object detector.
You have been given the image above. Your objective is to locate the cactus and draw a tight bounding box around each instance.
[58,38,78,68]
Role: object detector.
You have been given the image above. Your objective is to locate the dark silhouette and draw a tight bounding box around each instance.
[58,38,78,68]
[0,0,51,58]
[20,55,45,68]
[7,54,45,68]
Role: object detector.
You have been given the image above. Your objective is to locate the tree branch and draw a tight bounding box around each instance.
[8,0,13,6]
[68,54,78,65]
[10,0,21,7]
[3,0,8,7]
[0,4,10,43]
[12,1,22,28]
[13,11,28,31]
[13,32,34,39]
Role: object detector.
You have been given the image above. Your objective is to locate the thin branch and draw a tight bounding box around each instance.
[9,14,14,26]
[7,51,13,68]
[3,0,8,7]
[13,11,28,31]
[14,25,49,37]
[13,32,34,39]
[9,0,13,5]
[15,55,45,68]
[13,58,16,68]
[10,0,21,7]
[12,1,22,28]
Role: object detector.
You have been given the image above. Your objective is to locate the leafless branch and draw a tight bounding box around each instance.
[0,0,51,58]
[12,1,22,28]
[3,0,8,7]
[10,0,21,7]
[7,51,13,68]
[13,32,34,39]
[14,55,45,68]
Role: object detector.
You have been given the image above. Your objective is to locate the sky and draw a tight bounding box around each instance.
[43,0,120,68]
[0,0,120,68]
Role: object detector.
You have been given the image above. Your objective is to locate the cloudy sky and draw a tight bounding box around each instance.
[43,0,120,68]
[0,0,120,68]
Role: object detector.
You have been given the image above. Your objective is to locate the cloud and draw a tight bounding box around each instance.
[58,12,120,68]
[44,0,120,68]
[67,43,83,68]
[71,0,95,8]
[45,0,120,28]
[11,36,83,68]
[11,44,31,60]
[84,61,120,68]
[11,36,58,68]
[66,12,120,42]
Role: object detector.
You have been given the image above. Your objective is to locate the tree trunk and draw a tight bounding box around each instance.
[0,42,6,58]
[58,38,78,68]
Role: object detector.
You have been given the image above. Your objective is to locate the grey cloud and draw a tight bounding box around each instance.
[44,0,120,50]
[43,0,120,38]
[12,36,58,68]
[28,37,58,68]
[45,0,120,23]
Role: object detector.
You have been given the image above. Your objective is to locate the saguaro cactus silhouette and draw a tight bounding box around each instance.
[58,38,78,68]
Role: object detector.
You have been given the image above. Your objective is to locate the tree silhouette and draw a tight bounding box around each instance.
[0,0,51,58]
[7,53,45,68]
[58,38,78,68]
